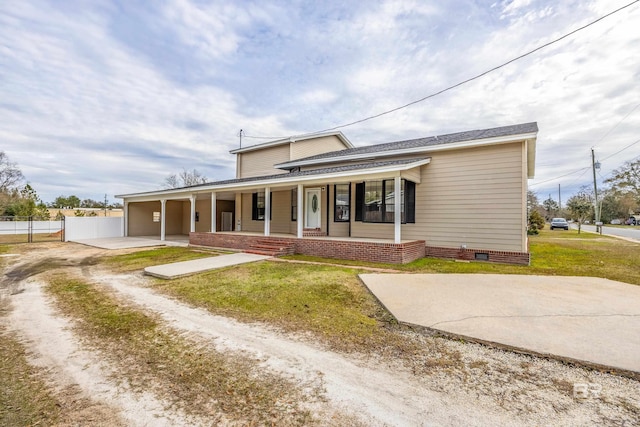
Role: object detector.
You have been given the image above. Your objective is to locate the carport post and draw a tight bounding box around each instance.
[394,176,401,243]
[123,201,129,237]
[211,192,217,233]
[264,186,271,236]
[190,195,196,233]
[297,184,303,238]
[160,199,166,241]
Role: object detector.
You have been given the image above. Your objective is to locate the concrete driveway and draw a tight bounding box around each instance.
[71,236,189,249]
[360,273,640,374]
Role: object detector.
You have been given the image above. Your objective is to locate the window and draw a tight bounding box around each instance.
[152,211,160,222]
[334,184,350,222]
[291,189,297,221]
[355,179,416,224]
[252,192,272,221]
[252,192,265,221]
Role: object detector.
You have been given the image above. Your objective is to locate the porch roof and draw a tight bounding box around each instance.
[116,157,430,200]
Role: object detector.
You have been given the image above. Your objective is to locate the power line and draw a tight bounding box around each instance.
[601,138,640,161]
[298,0,640,136]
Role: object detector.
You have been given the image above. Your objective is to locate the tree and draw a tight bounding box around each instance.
[3,184,50,219]
[0,151,24,192]
[604,158,640,202]
[542,197,559,221]
[567,192,592,234]
[164,168,208,189]
[80,198,101,208]
[51,195,81,208]
[528,210,545,235]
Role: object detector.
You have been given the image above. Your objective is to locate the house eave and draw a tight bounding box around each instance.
[116,158,431,202]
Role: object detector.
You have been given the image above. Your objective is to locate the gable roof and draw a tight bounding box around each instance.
[275,122,538,172]
[229,130,354,154]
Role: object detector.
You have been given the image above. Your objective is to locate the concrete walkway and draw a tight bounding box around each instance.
[360,273,640,374]
[144,253,271,279]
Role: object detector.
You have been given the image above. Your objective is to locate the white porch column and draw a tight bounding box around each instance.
[297,184,303,238]
[264,187,271,236]
[394,176,401,243]
[123,201,129,237]
[160,199,166,241]
[210,192,217,233]
[190,195,196,233]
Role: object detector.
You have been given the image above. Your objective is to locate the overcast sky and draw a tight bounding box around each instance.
[1,0,639,205]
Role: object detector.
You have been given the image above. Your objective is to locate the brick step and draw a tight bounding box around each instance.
[302,228,326,237]
[247,239,295,257]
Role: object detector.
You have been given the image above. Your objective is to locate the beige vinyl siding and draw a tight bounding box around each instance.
[270,190,292,234]
[290,136,348,160]
[402,142,526,252]
[239,191,293,233]
[240,193,262,232]
[238,145,290,178]
[401,166,421,183]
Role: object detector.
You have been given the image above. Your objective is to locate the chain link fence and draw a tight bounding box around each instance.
[0,216,64,244]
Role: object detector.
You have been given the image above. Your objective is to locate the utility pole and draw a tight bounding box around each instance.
[591,148,601,233]
[104,194,108,217]
[558,184,561,215]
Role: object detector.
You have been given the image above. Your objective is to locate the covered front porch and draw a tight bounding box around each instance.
[190,231,426,264]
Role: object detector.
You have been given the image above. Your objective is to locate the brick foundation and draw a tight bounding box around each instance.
[424,245,530,265]
[190,232,426,264]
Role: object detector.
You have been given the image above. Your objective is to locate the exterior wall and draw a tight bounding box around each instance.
[190,232,426,264]
[402,142,526,252]
[239,190,293,233]
[166,200,185,235]
[128,201,160,236]
[328,184,349,237]
[195,199,211,233]
[290,135,348,160]
[424,246,530,265]
[238,144,290,178]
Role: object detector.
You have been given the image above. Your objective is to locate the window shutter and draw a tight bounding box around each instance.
[355,182,364,221]
[405,181,416,223]
[251,193,258,221]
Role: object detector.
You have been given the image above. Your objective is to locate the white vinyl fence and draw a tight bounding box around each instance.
[0,219,63,235]
[64,216,123,241]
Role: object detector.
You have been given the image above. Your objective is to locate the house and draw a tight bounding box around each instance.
[116,122,538,264]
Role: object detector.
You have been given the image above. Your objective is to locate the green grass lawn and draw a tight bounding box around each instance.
[103,246,226,272]
[100,229,639,354]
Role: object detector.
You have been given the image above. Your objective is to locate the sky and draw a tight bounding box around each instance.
[1,0,639,206]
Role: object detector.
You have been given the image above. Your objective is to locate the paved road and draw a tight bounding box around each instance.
[572,224,640,242]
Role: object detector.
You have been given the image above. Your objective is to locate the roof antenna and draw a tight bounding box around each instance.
[238,129,243,148]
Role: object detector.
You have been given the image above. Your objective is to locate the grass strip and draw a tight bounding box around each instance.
[103,246,223,272]
[45,273,315,425]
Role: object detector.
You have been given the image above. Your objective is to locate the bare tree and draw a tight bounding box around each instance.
[163,168,208,189]
[0,151,24,192]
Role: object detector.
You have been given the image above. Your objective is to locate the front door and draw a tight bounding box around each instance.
[305,188,321,229]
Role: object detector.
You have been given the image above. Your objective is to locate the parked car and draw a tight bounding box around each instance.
[628,215,640,226]
[550,218,569,230]
[610,219,622,225]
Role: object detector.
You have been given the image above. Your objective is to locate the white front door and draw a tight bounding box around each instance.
[305,188,321,228]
